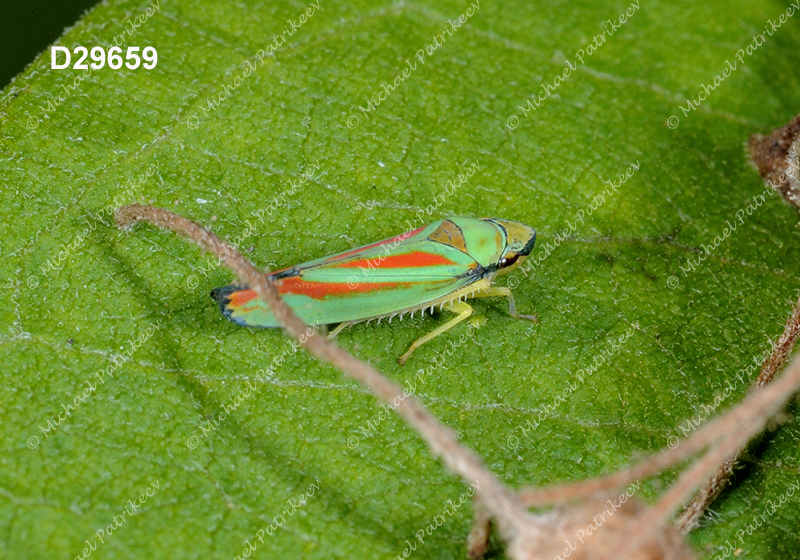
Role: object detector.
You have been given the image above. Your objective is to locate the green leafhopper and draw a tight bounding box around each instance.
[212,217,536,363]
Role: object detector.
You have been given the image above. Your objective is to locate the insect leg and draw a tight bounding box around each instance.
[327,322,353,339]
[398,301,473,365]
[471,287,537,322]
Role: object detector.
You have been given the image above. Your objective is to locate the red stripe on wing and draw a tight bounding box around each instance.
[334,251,456,269]
[278,277,409,299]
[227,289,258,308]
[224,277,410,309]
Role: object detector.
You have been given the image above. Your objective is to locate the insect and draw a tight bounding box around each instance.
[211,217,537,364]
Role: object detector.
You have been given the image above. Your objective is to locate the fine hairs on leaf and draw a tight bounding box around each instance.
[116,204,800,560]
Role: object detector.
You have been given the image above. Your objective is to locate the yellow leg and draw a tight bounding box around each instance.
[327,322,352,339]
[472,287,537,322]
[398,301,473,365]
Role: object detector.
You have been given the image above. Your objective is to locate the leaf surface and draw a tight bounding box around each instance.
[2,0,800,558]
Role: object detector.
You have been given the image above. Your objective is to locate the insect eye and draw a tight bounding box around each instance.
[499,253,519,268]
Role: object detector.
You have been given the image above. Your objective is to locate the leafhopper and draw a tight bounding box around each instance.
[212,217,537,363]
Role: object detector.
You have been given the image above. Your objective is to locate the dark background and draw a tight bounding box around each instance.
[1,0,102,89]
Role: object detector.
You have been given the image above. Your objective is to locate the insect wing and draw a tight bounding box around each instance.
[217,221,482,326]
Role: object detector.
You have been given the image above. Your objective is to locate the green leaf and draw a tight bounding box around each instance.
[2,0,800,558]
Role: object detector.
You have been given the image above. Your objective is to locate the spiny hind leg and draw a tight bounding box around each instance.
[327,321,354,339]
[472,287,537,322]
[398,301,473,365]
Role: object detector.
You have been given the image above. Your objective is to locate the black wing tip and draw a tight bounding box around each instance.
[210,285,266,328]
[210,285,239,320]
